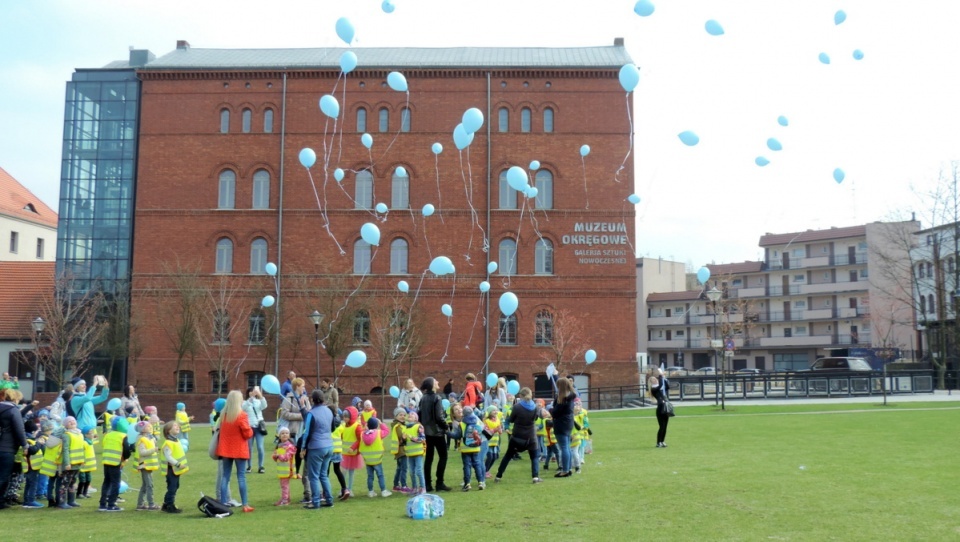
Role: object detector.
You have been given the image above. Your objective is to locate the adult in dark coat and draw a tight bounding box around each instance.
[493,387,545,483]
[549,377,577,478]
[0,389,28,509]
[418,377,450,492]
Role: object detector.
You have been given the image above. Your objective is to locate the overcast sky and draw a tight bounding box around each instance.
[2,0,958,266]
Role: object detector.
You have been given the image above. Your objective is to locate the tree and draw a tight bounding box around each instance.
[195,275,255,394]
[35,273,107,391]
[367,296,428,413]
[151,260,204,388]
[537,308,587,376]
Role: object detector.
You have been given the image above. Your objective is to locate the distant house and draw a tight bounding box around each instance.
[0,166,57,262]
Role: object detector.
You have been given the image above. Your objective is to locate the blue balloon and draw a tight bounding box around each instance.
[382,0,396,14]
[360,222,380,246]
[397,280,409,293]
[375,202,388,214]
[580,145,590,157]
[126,425,139,445]
[265,262,277,276]
[361,133,373,149]
[119,481,129,494]
[767,138,783,151]
[442,399,451,410]
[334,168,345,182]
[506,166,528,192]
[506,380,520,396]
[429,256,455,276]
[431,142,443,154]
[819,52,831,65]
[340,51,357,74]
[755,156,770,167]
[319,95,339,119]
[585,349,597,364]
[299,148,316,168]
[525,186,538,199]
[678,131,700,146]
[262,295,275,308]
[618,64,640,92]
[462,108,484,134]
[335,17,355,45]
[345,350,366,368]
[777,115,789,127]
[487,262,498,274]
[529,160,540,170]
[634,0,655,17]
[486,373,498,388]
[106,397,121,411]
[395,166,407,177]
[697,266,711,284]
[479,281,490,293]
[498,292,518,317]
[453,123,474,150]
[852,49,864,60]
[833,168,845,184]
[441,304,453,317]
[422,203,435,217]
[389,385,400,399]
[387,71,408,92]
[834,10,846,25]
[627,194,641,204]
[261,374,281,395]
[705,20,725,36]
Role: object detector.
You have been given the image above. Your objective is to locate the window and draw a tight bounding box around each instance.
[220,109,229,133]
[792,248,803,258]
[357,107,367,132]
[242,108,252,133]
[250,238,267,274]
[379,108,389,132]
[521,107,531,132]
[209,371,228,394]
[918,264,925,278]
[498,170,517,209]
[793,274,805,282]
[732,279,742,287]
[950,257,955,274]
[177,370,194,393]
[390,238,408,274]
[353,310,370,344]
[215,238,233,273]
[354,239,371,274]
[928,294,935,314]
[218,170,236,209]
[535,239,553,274]
[36,238,44,259]
[498,107,509,132]
[534,310,553,345]
[676,330,685,337]
[859,268,868,278]
[213,309,230,343]
[499,238,517,275]
[534,170,553,209]
[795,326,808,335]
[498,313,517,345]
[248,310,266,344]
[391,169,409,209]
[252,169,270,209]
[263,109,274,133]
[926,235,933,246]
[543,107,554,133]
[9,231,17,253]
[355,170,373,209]
[246,371,265,390]
[919,296,926,313]
[400,107,410,132]
[926,262,933,277]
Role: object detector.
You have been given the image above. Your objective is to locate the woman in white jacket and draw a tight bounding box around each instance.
[397,379,422,411]
[242,386,268,473]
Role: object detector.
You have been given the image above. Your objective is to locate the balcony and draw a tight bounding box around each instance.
[837,307,858,318]
[800,281,868,295]
[648,316,683,326]
[759,335,832,347]
[737,287,766,298]
[648,339,688,349]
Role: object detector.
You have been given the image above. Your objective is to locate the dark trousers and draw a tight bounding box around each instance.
[100,465,121,507]
[656,412,670,443]
[0,452,14,504]
[164,466,180,506]
[424,435,447,487]
[496,440,539,479]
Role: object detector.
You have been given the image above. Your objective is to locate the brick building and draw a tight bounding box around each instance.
[57,40,639,409]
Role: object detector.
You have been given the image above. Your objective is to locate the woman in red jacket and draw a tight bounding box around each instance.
[216,390,254,512]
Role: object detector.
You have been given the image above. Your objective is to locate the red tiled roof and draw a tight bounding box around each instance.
[705,261,763,275]
[0,261,55,339]
[647,290,703,302]
[0,166,58,228]
[759,225,866,246]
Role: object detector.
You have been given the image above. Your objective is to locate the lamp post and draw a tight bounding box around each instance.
[309,310,324,390]
[31,317,45,396]
[706,287,722,407]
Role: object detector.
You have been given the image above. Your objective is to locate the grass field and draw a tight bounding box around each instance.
[7,402,959,540]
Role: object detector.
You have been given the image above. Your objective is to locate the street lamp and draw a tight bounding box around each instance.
[706,287,722,408]
[309,310,324,390]
[31,317,45,395]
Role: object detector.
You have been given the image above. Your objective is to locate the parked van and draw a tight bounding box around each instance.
[809,357,873,371]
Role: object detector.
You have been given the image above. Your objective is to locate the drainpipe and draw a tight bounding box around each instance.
[274,72,288,376]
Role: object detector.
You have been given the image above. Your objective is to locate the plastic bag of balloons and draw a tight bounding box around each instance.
[407,493,444,520]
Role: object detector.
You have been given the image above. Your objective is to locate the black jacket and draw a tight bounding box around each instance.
[0,402,27,454]
[507,401,541,450]
[418,391,447,437]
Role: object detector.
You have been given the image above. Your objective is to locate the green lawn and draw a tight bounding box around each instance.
[8,402,959,540]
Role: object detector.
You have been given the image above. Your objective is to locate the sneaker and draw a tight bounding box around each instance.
[228,499,242,507]
[258,467,265,474]
[368,491,377,498]
[478,482,485,490]
[88,488,97,493]
[161,504,182,514]
[425,485,434,492]
[461,483,471,492]
[660,442,667,448]
[575,467,581,474]
[302,503,320,509]
[98,506,109,512]
[116,498,125,503]
[68,502,81,508]
[381,490,392,498]
[494,477,502,483]
[341,490,351,501]
[485,472,493,479]
[392,485,403,493]
[436,483,452,492]
[299,498,311,504]
[136,505,149,511]
[320,500,334,508]
[22,502,45,509]
[242,505,255,513]
[401,486,412,494]
[532,477,543,484]
[105,505,123,512]
[148,505,161,511]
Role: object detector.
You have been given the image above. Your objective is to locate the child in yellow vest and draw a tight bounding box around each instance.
[59,416,84,509]
[360,399,377,424]
[483,406,503,476]
[38,421,62,507]
[21,419,46,509]
[355,417,391,498]
[339,407,363,501]
[76,425,97,499]
[272,427,296,506]
[400,412,426,494]
[390,408,409,493]
[135,420,161,510]
[98,416,131,512]
[174,402,193,442]
[160,421,188,513]
[453,406,485,491]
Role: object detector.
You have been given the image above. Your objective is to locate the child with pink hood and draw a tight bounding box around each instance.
[354,418,391,497]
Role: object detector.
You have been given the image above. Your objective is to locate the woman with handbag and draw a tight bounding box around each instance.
[243,387,268,473]
[216,390,255,512]
[647,367,672,448]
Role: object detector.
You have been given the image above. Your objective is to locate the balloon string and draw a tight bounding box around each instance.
[614,91,634,184]
[439,271,456,364]
[306,168,345,255]
[423,215,433,260]
[463,291,485,350]
[580,155,590,209]
[433,154,445,224]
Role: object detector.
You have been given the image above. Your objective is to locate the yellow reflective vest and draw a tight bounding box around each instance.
[331,424,343,454]
[81,440,97,473]
[136,435,159,472]
[101,430,127,467]
[402,424,425,457]
[176,411,191,433]
[23,438,43,473]
[161,437,189,476]
[39,436,62,477]
[358,430,385,466]
[341,422,360,457]
[65,431,85,468]
[459,422,481,454]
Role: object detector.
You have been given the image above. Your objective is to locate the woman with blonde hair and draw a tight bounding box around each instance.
[647,367,671,448]
[216,390,254,512]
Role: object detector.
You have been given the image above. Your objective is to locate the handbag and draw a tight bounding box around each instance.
[208,428,220,460]
[256,420,268,436]
[659,399,676,417]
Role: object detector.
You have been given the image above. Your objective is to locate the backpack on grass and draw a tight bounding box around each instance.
[198,494,232,518]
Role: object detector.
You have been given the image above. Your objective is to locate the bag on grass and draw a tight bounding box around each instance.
[406,493,444,520]
[198,495,232,518]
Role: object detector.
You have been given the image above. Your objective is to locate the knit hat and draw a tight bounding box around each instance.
[64,416,77,426]
[406,412,418,423]
[448,393,457,400]
[213,398,226,412]
[363,400,373,409]
[144,405,157,415]
[176,402,186,411]
[70,377,84,388]
[367,417,380,430]
[393,407,406,418]
[40,421,54,433]
[24,419,38,434]
[137,421,151,433]
[37,408,50,418]
[110,416,122,431]
[80,425,95,436]
[462,406,474,416]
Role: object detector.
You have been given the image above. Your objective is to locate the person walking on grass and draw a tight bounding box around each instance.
[494,387,545,484]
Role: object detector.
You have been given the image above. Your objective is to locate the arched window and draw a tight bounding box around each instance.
[355,170,373,209]
[218,170,235,209]
[250,238,267,274]
[220,109,230,133]
[521,107,531,133]
[499,170,517,209]
[248,310,266,345]
[499,238,517,276]
[353,310,370,344]
[263,109,274,133]
[252,169,270,209]
[176,370,194,393]
[391,169,409,209]
[928,294,935,314]
[949,257,955,274]
[535,310,553,345]
[543,107,554,133]
[498,313,517,345]
[498,107,509,132]
[215,238,233,273]
[535,170,553,209]
[357,107,367,132]
[401,107,411,132]
[919,296,926,314]
[242,108,252,133]
[927,262,933,278]
[379,107,389,132]
[354,239,371,274]
[535,239,554,274]
[390,238,408,274]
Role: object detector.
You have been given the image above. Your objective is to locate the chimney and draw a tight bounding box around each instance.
[128,49,155,67]
[614,37,624,47]
[177,40,191,50]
